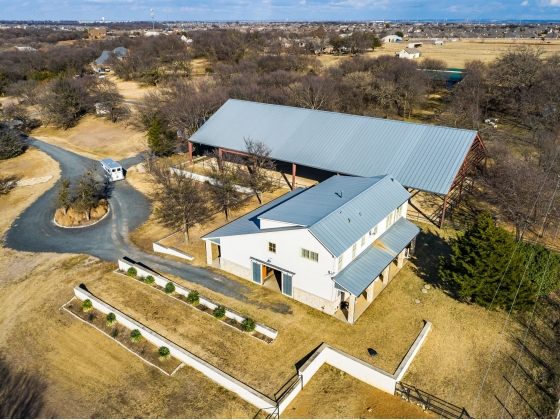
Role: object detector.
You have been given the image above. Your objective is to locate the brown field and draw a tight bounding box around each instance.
[286,364,435,418]
[318,39,560,69]
[106,74,157,102]
[31,115,146,160]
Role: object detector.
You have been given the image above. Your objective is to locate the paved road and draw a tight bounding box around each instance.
[3,138,290,313]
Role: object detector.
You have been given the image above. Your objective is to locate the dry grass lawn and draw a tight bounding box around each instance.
[0,150,259,418]
[286,364,435,418]
[106,74,157,102]
[31,115,146,160]
[318,39,560,69]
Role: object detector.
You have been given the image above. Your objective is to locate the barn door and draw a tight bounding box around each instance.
[282,273,293,297]
[252,262,262,284]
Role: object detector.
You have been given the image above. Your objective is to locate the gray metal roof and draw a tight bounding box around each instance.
[202,188,307,240]
[190,99,479,195]
[95,51,110,65]
[333,218,421,296]
[204,175,410,258]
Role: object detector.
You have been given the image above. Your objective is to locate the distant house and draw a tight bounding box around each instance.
[14,46,36,51]
[94,47,128,69]
[323,44,334,54]
[144,30,160,37]
[202,175,420,324]
[434,40,444,46]
[89,28,106,38]
[396,47,421,59]
[382,34,402,43]
[181,35,193,44]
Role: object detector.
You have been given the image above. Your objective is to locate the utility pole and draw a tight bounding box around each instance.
[151,9,154,31]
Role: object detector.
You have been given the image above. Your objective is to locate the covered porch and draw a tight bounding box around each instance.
[332,218,421,324]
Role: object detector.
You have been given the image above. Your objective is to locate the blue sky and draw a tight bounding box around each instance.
[3,0,560,22]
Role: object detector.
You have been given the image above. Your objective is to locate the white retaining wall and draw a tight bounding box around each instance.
[153,243,194,261]
[118,259,278,340]
[170,167,252,193]
[73,287,276,413]
[278,322,433,414]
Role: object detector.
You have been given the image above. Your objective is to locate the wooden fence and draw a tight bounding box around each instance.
[395,382,472,419]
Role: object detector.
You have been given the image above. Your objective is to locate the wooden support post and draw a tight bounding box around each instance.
[218,148,223,171]
[440,193,448,229]
[347,294,356,324]
[292,163,297,190]
[188,141,193,165]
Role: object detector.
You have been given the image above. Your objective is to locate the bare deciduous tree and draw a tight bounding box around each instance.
[240,138,277,204]
[54,178,72,215]
[74,167,104,221]
[150,159,208,244]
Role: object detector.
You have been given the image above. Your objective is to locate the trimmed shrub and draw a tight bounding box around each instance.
[158,346,170,361]
[242,318,256,332]
[106,312,117,326]
[164,282,175,294]
[213,306,226,320]
[187,290,200,305]
[82,299,93,312]
[130,329,142,342]
[145,275,155,285]
[127,267,137,277]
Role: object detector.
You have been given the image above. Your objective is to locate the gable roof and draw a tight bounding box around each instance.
[190,99,478,195]
[403,47,421,54]
[95,50,110,65]
[204,174,411,258]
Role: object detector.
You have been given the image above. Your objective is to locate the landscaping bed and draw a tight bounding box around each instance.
[65,299,182,375]
[115,268,274,344]
[54,200,109,227]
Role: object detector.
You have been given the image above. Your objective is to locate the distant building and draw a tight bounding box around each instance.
[396,47,421,59]
[434,40,444,45]
[94,47,128,69]
[144,30,160,37]
[382,34,402,43]
[88,28,106,38]
[14,46,36,51]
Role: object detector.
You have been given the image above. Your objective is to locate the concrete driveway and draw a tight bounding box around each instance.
[3,138,289,312]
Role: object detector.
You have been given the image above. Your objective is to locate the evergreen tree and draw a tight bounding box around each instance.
[147,118,174,157]
[440,212,536,311]
[54,178,72,215]
[518,241,560,297]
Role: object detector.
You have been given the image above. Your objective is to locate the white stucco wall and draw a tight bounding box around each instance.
[219,229,337,303]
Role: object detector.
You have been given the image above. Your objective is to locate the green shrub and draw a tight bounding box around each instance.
[145,275,155,285]
[213,306,226,320]
[130,329,142,342]
[111,328,119,338]
[106,312,117,326]
[127,267,137,277]
[158,346,170,361]
[164,282,175,294]
[82,299,93,312]
[187,290,200,305]
[242,318,256,332]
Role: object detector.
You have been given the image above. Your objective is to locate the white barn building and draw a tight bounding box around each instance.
[203,175,421,324]
[382,35,403,43]
[396,47,422,59]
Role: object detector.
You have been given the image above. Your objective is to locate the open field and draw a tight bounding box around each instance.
[318,39,560,69]
[31,115,146,161]
[106,74,157,102]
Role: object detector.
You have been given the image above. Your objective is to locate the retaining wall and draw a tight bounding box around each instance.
[118,259,278,340]
[152,243,194,261]
[170,167,252,193]
[73,287,276,413]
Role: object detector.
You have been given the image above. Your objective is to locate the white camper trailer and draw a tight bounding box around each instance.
[100,158,124,181]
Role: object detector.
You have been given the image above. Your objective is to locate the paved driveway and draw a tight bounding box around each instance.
[3,139,290,312]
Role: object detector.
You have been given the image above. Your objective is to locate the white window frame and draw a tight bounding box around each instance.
[301,248,319,262]
[338,255,344,272]
[352,243,357,260]
[268,242,276,253]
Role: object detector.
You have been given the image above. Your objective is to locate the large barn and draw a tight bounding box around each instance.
[188,99,487,227]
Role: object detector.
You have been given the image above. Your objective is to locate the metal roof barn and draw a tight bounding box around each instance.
[189,99,480,196]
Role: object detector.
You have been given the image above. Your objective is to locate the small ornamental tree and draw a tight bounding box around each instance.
[127,267,137,277]
[54,179,72,215]
[81,299,93,312]
[164,282,175,294]
[439,212,536,311]
[241,318,256,332]
[187,290,199,305]
[213,306,226,320]
[158,346,170,361]
[130,329,142,342]
[147,117,174,157]
[144,275,155,285]
[106,312,117,326]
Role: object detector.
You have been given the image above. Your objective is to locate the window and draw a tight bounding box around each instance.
[396,204,403,219]
[361,235,366,247]
[268,242,276,253]
[370,225,378,236]
[352,243,357,259]
[338,255,344,272]
[301,248,319,262]
[386,212,394,229]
